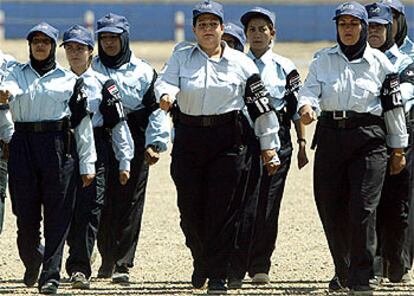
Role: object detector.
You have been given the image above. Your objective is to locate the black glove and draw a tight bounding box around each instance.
[69,78,89,128]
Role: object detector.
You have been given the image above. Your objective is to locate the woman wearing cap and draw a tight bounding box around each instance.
[381,0,414,60]
[61,24,134,289]
[366,2,414,283]
[299,2,407,294]
[155,0,280,293]
[228,7,309,287]
[0,22,96,294]
[222,22,246,52]
[92,13,169,283]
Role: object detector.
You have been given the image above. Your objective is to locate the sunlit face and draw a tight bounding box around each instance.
[337,15,362,46]
[99,32,121,56]
[246,17,275,52]
[222,34,238,49]
[368,23,387,49]
[64,41,93,71]
[30,32,52,61]
[193,14,224,51]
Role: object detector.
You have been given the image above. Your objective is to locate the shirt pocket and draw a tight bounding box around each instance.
[352,78,378,111]
[179,68,204,92]
[122,76,142,96]
[214,71,240,99]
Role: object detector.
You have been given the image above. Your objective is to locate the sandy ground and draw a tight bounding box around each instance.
[0,41,413,295]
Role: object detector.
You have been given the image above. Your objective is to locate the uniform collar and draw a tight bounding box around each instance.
[193,41,231,61]
[402,36,414,48]
[329,43,375,66]
[385,43,401,60]
[247,47,273,65]
[23,62,66,77]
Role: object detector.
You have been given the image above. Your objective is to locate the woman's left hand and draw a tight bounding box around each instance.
[297,143,309,170]
[261,149,280,176]
[81,174,96,187]
[389,150,406,175]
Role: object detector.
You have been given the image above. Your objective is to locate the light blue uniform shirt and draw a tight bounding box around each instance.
[155,42,280,151]
[247,48,300,121]
[298,44,408,148]
[0,51,17,145]
[1,63,97,174]
[400,37,414,61]
[385,44,414,112]
[92,53,169,152]
[80,68,134,171]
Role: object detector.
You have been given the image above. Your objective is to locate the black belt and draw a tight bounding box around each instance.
[93,126,111,139]
[15,120,69,133]
[176,111,237,127]
[319,111,384,129]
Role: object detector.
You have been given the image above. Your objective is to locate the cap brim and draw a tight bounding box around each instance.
[95,27,123,34]
[333,12,365,22]
[193,10,223,22]
[27,30,57,43]
[60,38,91,47]
[368,18,389,24]
[241,11,273,28]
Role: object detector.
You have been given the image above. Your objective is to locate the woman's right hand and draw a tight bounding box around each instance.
[160,94,173,112]
[0,90,10,104]
[299,104,317,125]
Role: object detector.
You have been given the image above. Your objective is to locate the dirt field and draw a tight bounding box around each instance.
[0,41,413,296]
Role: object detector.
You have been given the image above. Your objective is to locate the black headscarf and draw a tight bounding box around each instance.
[28,34,56,76]
[98,31,131,69]
[337,21,368,61]
[378,23,394,53]
[394,11,408,47]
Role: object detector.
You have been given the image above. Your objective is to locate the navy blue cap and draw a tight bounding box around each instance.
[96,13,129,34]
[333,2,369,24]
[240,7,276,28]
[366,3,393,25]
[224,22,246,47]
[61,25,94,48]
[27,22,59,43]
[380,0,405,15]
[192,1,224,23]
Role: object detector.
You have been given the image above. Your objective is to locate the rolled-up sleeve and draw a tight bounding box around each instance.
[384,107,409,148]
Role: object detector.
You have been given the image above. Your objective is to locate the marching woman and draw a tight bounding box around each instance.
[380,0,414,60]
[366,2,414,283]
[232,7,309,286]
[0,50,16,235]
[92,13,169,283]
[222,22,246,52]
[298,2,408,295]
[61,25,134,289]
[0,22,96,294]
[155,1,280,294]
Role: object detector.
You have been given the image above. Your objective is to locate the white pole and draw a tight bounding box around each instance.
[174,11,185,42]
[0,11,5,41]
[84,10,95,32]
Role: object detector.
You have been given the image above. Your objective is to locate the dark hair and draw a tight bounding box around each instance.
[243,15,274,34]
[193,14,223,27]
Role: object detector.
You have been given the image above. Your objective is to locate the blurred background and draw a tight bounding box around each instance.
[0,0,411,42]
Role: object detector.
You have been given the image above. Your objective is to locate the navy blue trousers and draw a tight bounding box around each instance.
[171,115,250,280]
[97,111,149,269]
[66,131,110,278]
[8,130,77,287]
[313,124,387,288]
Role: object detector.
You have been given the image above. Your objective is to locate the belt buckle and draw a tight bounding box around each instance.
[333,110,347,120]
[33,123,42,132]
[201,116,213,127]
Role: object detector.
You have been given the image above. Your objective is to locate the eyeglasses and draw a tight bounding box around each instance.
[196,21,220,30]
[31,38,52,45]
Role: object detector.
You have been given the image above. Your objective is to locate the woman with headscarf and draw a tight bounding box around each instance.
[366,2,414,283]
[299,2,408,295]
[92,13,169,284]
[61,24,134,289]
[0,22,96,294]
